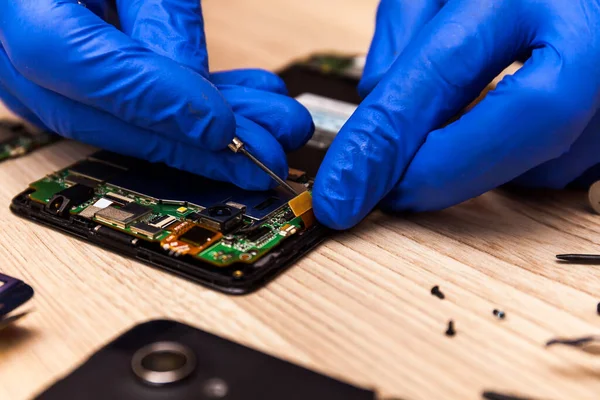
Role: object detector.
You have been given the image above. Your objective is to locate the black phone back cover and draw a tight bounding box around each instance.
[37,320,375,400]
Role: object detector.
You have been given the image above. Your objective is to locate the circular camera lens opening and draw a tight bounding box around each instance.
[208,206,232,217]
[141,350,187,372]
[132,342,196,386]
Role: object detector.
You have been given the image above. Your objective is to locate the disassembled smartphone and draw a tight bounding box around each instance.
[0,272,34,331]
[36,319,377,400]
[0,120,57,162]
[10,53,362,294]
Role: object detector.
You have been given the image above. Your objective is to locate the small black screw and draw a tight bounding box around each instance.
[597,302,600,316]
[445,320,456,337]
[493,309,506,319]
[431,285,445,299]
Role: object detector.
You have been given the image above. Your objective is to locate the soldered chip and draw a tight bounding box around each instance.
[78,198,114,219]
[79,205,102,219]
[95,202,152,228]
[245,226,272,243]
[130,222,162,239]
[179,226,217,247]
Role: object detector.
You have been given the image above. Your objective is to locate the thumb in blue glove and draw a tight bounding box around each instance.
[314,0,600,229]
[0,0,313,190]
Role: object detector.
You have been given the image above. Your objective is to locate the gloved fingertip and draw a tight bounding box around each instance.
[281,101,315,152]
[251,70,288,95]
[211,69,288,95]
[312,190,360,231]
[357,74,382,99]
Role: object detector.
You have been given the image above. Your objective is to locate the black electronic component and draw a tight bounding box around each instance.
[64,173,99,188]
[186,212,202,222]
[493,309,506,319]
[245,226,272,243]
[179,226,217,247]
[46,184,95,217]
[282,209,295,222]
[130,222,163,239]
[221,234,235,246]
[105,192,133,205]
[197,204,244,232]
[149,214,177,229]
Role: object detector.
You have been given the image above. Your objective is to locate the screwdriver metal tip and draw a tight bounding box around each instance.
[228,138,299,196]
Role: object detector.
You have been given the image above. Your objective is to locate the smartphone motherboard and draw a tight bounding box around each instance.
[11,150,322,293]
[11,53,363,294]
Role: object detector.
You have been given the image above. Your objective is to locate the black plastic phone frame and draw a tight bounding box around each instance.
[10,189,328,295]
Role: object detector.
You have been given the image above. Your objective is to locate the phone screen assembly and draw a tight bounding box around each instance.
[10,54,363,294]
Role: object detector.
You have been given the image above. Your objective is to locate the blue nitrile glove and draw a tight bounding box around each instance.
[0,0,313,191]
[313,0,600,230]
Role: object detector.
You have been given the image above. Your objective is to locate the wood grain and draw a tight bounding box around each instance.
[1,1,600,399]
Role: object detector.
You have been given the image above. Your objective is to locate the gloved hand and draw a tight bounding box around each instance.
[313,0,600,229]
[0,0,313,190]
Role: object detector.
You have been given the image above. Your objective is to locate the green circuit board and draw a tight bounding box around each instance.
[0,121,57,162]
[27,156,313,268]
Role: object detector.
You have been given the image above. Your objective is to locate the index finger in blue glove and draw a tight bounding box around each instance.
[384,44,598,212]
[116,0,209,75]
[313,0,534,229]
[0,47,284,191]
[0,0,234,151]
[359,0,441,97]
[210,69,288,95]
[217,85,313,152]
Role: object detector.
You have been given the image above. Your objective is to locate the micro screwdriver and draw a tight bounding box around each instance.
[228,138,299,196]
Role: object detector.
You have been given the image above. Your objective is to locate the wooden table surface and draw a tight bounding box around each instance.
[1,1,600,399]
